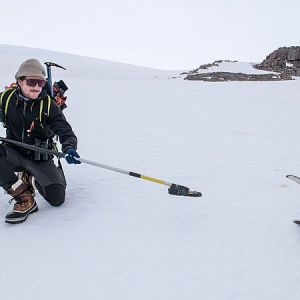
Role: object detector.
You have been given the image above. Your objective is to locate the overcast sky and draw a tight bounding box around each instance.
[1,0,299,70]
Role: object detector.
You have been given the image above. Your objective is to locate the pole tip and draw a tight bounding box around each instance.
[168,184,202,197]
[187,190,202,197]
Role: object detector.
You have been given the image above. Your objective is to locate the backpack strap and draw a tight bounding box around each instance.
[0,88,17,126]
[0,88,17,114]
[39,95,51,128]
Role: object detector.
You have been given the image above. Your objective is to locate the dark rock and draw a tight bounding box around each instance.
[254,46,300,76]
[184,47,300,82]
[184,72,292,82]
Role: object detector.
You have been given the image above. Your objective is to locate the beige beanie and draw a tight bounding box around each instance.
[15,59,46,80]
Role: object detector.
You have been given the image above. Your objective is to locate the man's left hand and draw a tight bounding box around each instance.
[65,149,81,164]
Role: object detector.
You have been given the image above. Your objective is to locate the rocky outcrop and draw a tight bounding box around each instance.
[181,60,230,76]
[183,47,300,82]
[254,46,300,76]
[185,72,292,82]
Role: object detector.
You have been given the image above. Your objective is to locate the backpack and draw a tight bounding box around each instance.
[52,80,68,110]
[0,79,68,128]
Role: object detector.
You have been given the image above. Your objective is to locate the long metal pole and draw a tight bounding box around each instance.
[0,137,201,197]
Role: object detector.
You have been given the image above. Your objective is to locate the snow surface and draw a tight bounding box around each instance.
[193,60,277,75]
[0,45,300,300]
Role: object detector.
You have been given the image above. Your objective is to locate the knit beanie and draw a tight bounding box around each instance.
[15,59,46,80]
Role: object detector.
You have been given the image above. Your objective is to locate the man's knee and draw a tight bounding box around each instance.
[38,183,66,207]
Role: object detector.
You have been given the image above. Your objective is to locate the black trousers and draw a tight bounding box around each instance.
[0,145,66,207]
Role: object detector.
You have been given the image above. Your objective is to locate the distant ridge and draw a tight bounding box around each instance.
[183,46,300,82]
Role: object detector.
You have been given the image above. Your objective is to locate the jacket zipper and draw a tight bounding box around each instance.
[21,101,27,142]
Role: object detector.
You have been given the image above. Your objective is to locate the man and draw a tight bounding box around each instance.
[0,58,80,224]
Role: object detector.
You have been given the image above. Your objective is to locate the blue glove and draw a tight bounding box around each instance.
[65,149,81,164]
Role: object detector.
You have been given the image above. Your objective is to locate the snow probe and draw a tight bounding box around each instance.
[0,137,202,197]
[44,62,66,97]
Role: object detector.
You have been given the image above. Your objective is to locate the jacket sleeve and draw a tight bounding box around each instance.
[48,100,78,153]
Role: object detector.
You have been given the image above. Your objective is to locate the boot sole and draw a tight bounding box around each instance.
[5,203,38,224]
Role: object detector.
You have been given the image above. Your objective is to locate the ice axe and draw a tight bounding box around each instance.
[0,137,202,197]
[44,62,66,97]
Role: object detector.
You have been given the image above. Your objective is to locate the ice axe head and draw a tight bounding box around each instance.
[44,62,66,70]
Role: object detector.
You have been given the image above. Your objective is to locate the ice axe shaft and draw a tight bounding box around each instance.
[0,137,202,197]
[44,62,66,97]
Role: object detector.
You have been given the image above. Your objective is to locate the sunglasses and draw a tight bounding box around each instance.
[24,78,46,88]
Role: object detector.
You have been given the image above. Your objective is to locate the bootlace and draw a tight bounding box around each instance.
[8,197,15,204]
[8,189,28,204]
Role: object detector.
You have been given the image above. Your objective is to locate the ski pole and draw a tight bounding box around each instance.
[44,62,66,97]
[0,137,202,197]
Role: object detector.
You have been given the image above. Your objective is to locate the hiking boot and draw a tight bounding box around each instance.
[5,179,38,224]
[21,171,35,196]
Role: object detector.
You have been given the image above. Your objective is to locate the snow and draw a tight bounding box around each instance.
[1,45,300,300]
[193,60,277,75]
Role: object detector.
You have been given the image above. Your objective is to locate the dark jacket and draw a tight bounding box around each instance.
[0,87,77,158]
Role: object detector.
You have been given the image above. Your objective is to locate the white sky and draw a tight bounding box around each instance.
[1,0,300,70]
